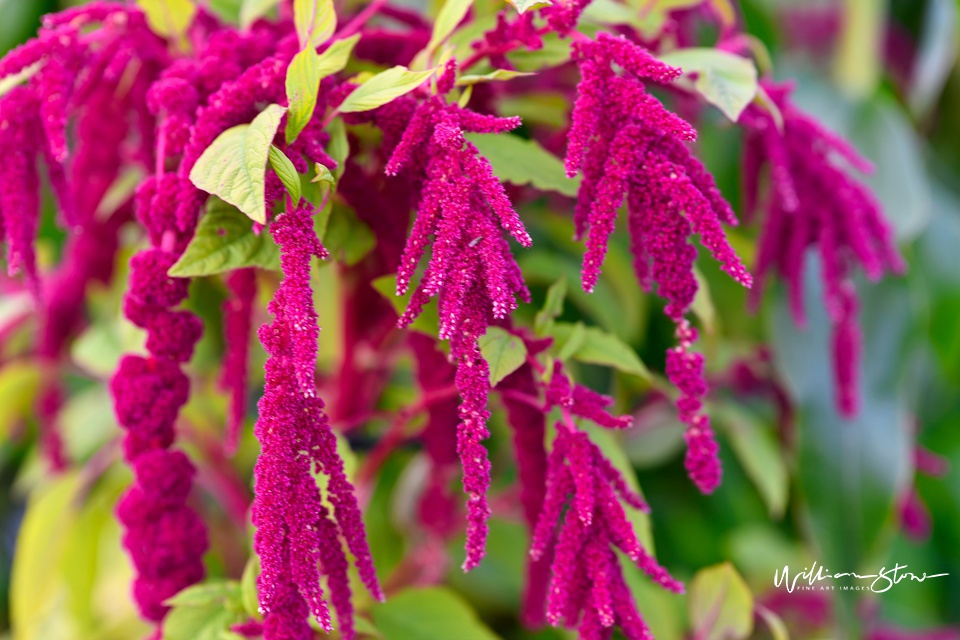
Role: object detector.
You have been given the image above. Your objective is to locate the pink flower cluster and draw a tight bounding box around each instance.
[385,62,532,570]
[531,365,683,639]
[741,80,905,417]
[252,204,382,640]
[566,33,751,493]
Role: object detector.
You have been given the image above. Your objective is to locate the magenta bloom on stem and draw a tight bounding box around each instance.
[252,204,382,640]
[740,80,905,418]
[386,62,531,570]
[566,33,750,493]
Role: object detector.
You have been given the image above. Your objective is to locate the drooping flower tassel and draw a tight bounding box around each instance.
[740,80,905,418]
[386,62,531,570]
[252,204,382,640]
[566,33,751,493]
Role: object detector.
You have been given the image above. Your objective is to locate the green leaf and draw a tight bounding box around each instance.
[0,60,42,100]
[505,32,571,72]
[285,47,322,144]
[240,557,260,618]
[189,103,286,224]
[426,0,473,57]
[169,198,281,277]
[268,145,302,204]
[239,0,281,28]
[371,587,498,640]
[371,275,439,336]
[315,33,362,77]
[338,66,435,113]
[163,581,246,640]
[326,118,349,180]
[320,204,376,266]
[551,322,651,380]
[691,265,717,335]
[456,69,533,86]
[165,582,242,608]
[137,0,197,40]
[506,0,551,13]
[688,563,754,640]
[294,0,336,49]
[534,276,567,336]
[71,317,147,377]
[465,133,579,197]
[556,321,586,361]
[0,361,41,438]
[478,327,527,386]
[658,48,758,122]
[713,403,788,519]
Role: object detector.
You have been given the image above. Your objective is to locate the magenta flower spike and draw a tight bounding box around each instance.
[566,34,750,493]
[253,204,382,640]
[740,80,905,418]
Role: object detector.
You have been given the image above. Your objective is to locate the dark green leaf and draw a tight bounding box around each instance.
[169,198,281,277]
[465,133,579,197]
[478,327,527,386]
[534,276,567,337]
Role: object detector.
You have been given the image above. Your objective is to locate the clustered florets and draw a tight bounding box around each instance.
[740,80,905,418]
[566,33,751,493]
[385,62,533,570]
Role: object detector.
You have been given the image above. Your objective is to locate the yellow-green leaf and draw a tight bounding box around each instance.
[338,66,435,113]
[268,145,302,204]
[551,322,651,380]
[658,48,758,122]
[456,69,533,86]
[756,604,790,640]
[189,103,286,224]
[465,133,579,197]
[372,587,498,640]
[478,327,528,386]
[137,0,197,40]
[285,47,322,144]
[534,276,567,336]
[371,275,438,336]
[316,33,361,77]
[426,0,474,57]
[507,0,551,14]
[689,563,755,640]
[294,0,336,49]
[0,61,43,100]
[239,0,281,28]
[0,361,41,438]
[169,198,281,277]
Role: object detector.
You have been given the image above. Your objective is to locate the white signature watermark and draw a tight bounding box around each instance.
[775,561,948,594]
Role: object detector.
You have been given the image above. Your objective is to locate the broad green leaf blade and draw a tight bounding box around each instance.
[658,48,758,122]
[285,47,322,144]
[325,118,349,180]
[294,0,336,49]
[315,33,362,78]
[688,563,754,640]
[465,133,579,197]
[189,103,286,224]
[534,276,567,336]
[478,327,528,386]
[714,403,788,519]
[268,145,302,204]
[165,581,242,608]
[137,0,197,39]
[371,587,498,640]
[556,321,586,361]
[426,0,473,56]
[169,198,281,277]
[551,322,651,380]
[338,66,434,113]
[456,69,534,86]
[239,0,281,28]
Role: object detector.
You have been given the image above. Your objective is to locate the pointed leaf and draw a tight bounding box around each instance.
[534,276,567,336]
[426,0,474,56]
[315,33,361,77]
[465,133,579,197]
[294,0,336,49]
[507,0,551,13]
[338,66,435,113]
[285,47,322,144]
[169,198,281,277]
[551,322,650,380]
[189,103,286,224]
[136,0,197,39]
[371,587,499,640]
[658,48,758,122]
[456,70,534,86]
[688,563,754,640]
[239,0,281,28]
[268,145,302,204]
[478,327,527,386]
